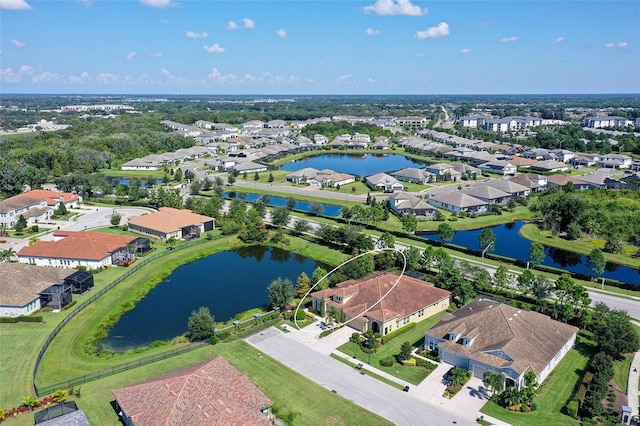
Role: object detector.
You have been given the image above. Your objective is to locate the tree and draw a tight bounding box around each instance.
[292,219,310,235]
[586,248,606,280]
[110,213,121,227]
[268,172,274,183]
[295,272,312,298]
[55,203,68,216]
[174,168,183,182]
[190,180,201,195]
[319,297,326,316]
[267,277,294,311]
[483,371,505,395]
[14,215,27,233]
[403,246,422,271]
[400,213,418,234]
[254,171,260,181]
[590,303,640,358]
[530,275,551,306]
[449,367,470,386]
[516,269,535,295]
[493,265,511,293]
[312,267,328,290]
[604,235,623,254]
[187,306,215,341]
[478,228,496,253]
[527,242,545,269]
[286,197,297,210]
[437,222,454,245]
[377,231,395,249]
[398,341,412,362]
[309,202,324,216]
[271,206,291,228]
[227,174,236,185]
[166,236,177,250]
[421,245,435,271]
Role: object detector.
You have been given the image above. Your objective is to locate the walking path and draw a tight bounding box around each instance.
[628,351,640,423]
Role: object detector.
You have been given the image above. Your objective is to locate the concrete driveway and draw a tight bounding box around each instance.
[248,327,474,426]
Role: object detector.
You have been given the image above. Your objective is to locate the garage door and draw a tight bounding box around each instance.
[442,350,466,368]
[472,363,490,380]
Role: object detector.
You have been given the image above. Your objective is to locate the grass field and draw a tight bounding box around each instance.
[337,314,442,384]
[480,332,597,426]
[613,354,633,393]
[5,341,393,426]
[520,223,640,269]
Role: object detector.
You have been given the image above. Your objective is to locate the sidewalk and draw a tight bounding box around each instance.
[628,351,640,420]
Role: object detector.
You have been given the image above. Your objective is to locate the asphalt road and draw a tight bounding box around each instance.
[247,327,473,426]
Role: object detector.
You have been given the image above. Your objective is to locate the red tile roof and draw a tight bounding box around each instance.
[6,190,79,207]
[113,357,272,426]
[18,230,135,261]
[312,271,451,323]
[127,207,214,234]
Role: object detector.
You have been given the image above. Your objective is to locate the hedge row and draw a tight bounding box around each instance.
[0,315,43,323]
[385,322,416,341]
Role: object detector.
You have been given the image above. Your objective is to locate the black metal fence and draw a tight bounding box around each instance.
[32,237,217,397]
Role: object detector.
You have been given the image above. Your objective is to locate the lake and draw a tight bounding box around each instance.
[279,153,427,177]
[417,221,640,286]
[100,246,326,351]
[225,191,343,217]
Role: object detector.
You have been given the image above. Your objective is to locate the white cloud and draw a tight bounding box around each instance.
[0,65,33,83]
[150,51,163,57]
[500,36,520,42]
[186,30,208,38]
[605,42,628,48]
[68,71,91,84]
[337,74,352,83]
[367,78,376,83]
[365,28,380,36]
[415,22,450,40]
[242,18,255,29]
[460,48,471,54]
[227,21,238,30]
[552,36,565,45]
[413,52,424,57]
[126,51,137,61]
[140,0,177,8]
[32,71,62,83]
[363,0,426,16]
[11,39,26,47]
[276,28,287,39]
[203,43,225,54]
[0,0,32,10]
[160,18,170,25]
[96,73,119,84]
[208,68,237,84]
[76,0,93,7]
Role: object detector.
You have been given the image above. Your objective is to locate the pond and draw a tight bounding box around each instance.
[279,153,427,177]
[417,221,640,286]
[100,246,327,351]
[107,177,163,188]
[224,191,343,217]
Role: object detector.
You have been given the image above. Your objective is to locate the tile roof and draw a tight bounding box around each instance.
[426,298,578,376]
[483,179,530,195]
[311,271,450,323]
[18,231,136,261]
[127,208,214,234]
[113,356,272,426]
[0,196,47,213]
[6,190,79,207]
[0,263,76,307]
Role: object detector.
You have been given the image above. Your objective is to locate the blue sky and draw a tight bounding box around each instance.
[1,0,638,94]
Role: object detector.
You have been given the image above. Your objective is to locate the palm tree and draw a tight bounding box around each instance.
[21,396,38,411]
[2,248,16,262]
[166,236,177,250]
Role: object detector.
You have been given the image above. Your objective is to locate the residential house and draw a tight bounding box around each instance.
[0,263,79,317]
[391,168,435,184]
[522,148,549,160]
[121,156,163,171]
[312,170,356,187]
[232,161,269,174]
[424,163,463,181]
[113,357,273,426]
[265,119,286,128]
[240,120,265,134]
[483,179,531,198]
[372,136,390,150]
[397,116,427,126]
[428,192,489,214]
[583,116,633,128]
[388,192,440,219]
[509,173,547,192]
[311,271,451,336]
[1,190,80,228]
[529,160,569,173]
[598,154,632,169]
[313,134,329,145]
[546,174,591,190]
[572,154,600,167]
[424,298,578,388]
[127,207,214,241]
[285,167,320,184]
[17,230,140,269]
[506,156,538,168]
[462,185,511,205]
[365,173,404,192]
[477,161,517,176]
[550,149,575,163]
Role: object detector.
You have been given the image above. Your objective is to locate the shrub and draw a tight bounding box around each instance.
[62,300,77,310]
[31,225,39,233]
[52,389,68,404]
[150,340,166,348]
[401,358,416,366]
[319,330,333,338]
[379,356,395,367]
[216,330,231,340]
[295,309,306,321]
[210,335,220,345]
[385,322,416,341]
[380,336,389,345]
[566,400,579,419]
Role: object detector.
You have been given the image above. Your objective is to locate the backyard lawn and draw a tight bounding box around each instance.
[480,331,597,426]
[613,353,634,393]
[337,314,442,384]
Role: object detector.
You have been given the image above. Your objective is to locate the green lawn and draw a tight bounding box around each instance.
[330,353,406,390]
[520,223,640,269]
[337,314,442,384]
[5,341,392,426]
[480,332,597,426]
[613,354,634,393]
